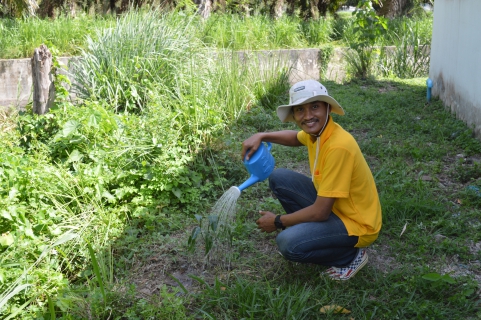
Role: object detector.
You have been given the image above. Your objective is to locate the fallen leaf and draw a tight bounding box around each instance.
[320,305,351,314]
[400,222,408,237]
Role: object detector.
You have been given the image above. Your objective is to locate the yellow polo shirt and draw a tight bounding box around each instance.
[297,117,382,247]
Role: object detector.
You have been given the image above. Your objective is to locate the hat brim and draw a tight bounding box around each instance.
[276,95,345,123]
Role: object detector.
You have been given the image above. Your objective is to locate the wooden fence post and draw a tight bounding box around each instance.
[31,44,55,115]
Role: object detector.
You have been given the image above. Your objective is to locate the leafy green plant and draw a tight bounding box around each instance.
[453,161,481,184]
[188,214,224,256]
[343,46,378,80]
[319,43,334,79]
[422,272,456,285]
[377,20,431,78]
[344,0,388,79]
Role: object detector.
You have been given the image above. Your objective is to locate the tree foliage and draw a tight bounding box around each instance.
[0,0,432,22]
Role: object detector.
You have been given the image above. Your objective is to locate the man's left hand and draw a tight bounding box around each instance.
[256,211,277,233]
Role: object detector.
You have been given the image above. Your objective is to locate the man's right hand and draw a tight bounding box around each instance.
[241,130,301,161]
[241,133,264,161]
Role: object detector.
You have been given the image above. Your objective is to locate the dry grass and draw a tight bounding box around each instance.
[0,107,17,133]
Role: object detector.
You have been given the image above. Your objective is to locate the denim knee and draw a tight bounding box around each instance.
[268,168,290,191]
[276,229,301,260]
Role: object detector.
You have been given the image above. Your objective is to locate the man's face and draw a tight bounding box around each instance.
[292,101,329,135]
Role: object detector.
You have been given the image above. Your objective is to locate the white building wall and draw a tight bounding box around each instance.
[429,0,481,137]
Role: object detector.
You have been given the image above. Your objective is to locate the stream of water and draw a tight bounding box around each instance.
[201,186,241,268]
[210,186,241,227]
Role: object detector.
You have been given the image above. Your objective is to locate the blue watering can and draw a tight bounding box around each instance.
[235,142,275,192]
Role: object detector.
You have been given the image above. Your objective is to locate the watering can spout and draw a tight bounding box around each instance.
[237,175,260,192]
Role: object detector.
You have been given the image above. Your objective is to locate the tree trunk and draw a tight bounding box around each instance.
[285,0,296,15]
[214,0,226,12]
[37,0,55,18]
[272,0,285,19]
[378,0,412,18]
[31,45,55,115]
[309,0,320,20]
[299,0,310,19]
[317,0,329,17]
[196,0,212,19]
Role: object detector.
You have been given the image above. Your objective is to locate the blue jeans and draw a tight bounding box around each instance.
[269,168,359,267]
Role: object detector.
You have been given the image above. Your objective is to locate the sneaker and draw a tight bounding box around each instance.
[324,248,368,281]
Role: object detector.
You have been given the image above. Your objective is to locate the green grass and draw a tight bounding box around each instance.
[2,74,481,318]
[190,77,481,319]
[1,8,478,320]
[0,11,433,59]
[52,77,479,319]
[0,14,115,59]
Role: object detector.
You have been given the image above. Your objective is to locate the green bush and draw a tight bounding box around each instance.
[377,19,431,78]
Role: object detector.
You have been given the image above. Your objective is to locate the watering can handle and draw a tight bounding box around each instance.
[243,142,272,162]
[266,142,272,151]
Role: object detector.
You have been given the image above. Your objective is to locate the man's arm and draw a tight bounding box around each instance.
[242,131,302,160]
[256,196,336,233]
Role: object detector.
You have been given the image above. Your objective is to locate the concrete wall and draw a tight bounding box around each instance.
[0,57,71,109]
[429,0,481,137]
[0,49,346,109]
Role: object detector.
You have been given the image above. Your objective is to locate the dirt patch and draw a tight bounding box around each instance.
[124,231,209,297]
[367,243,401,274]
[124,229,280,298]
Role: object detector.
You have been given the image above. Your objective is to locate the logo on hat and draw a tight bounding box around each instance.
[293,86,305,92]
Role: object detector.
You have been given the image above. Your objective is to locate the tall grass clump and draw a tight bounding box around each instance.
[387,15,433,45]
[72,10,203,113]
[331,12,355,42]
[377,18,432,78]
[0,14,115,59]
[300,17,333,46]
[199,14,330,50]
[200,14,272,50]
[73,9,291,144]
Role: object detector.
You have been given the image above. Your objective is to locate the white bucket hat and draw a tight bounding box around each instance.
[277,80,345,122]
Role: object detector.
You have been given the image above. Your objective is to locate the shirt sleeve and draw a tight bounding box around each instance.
[297,130,307,146]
